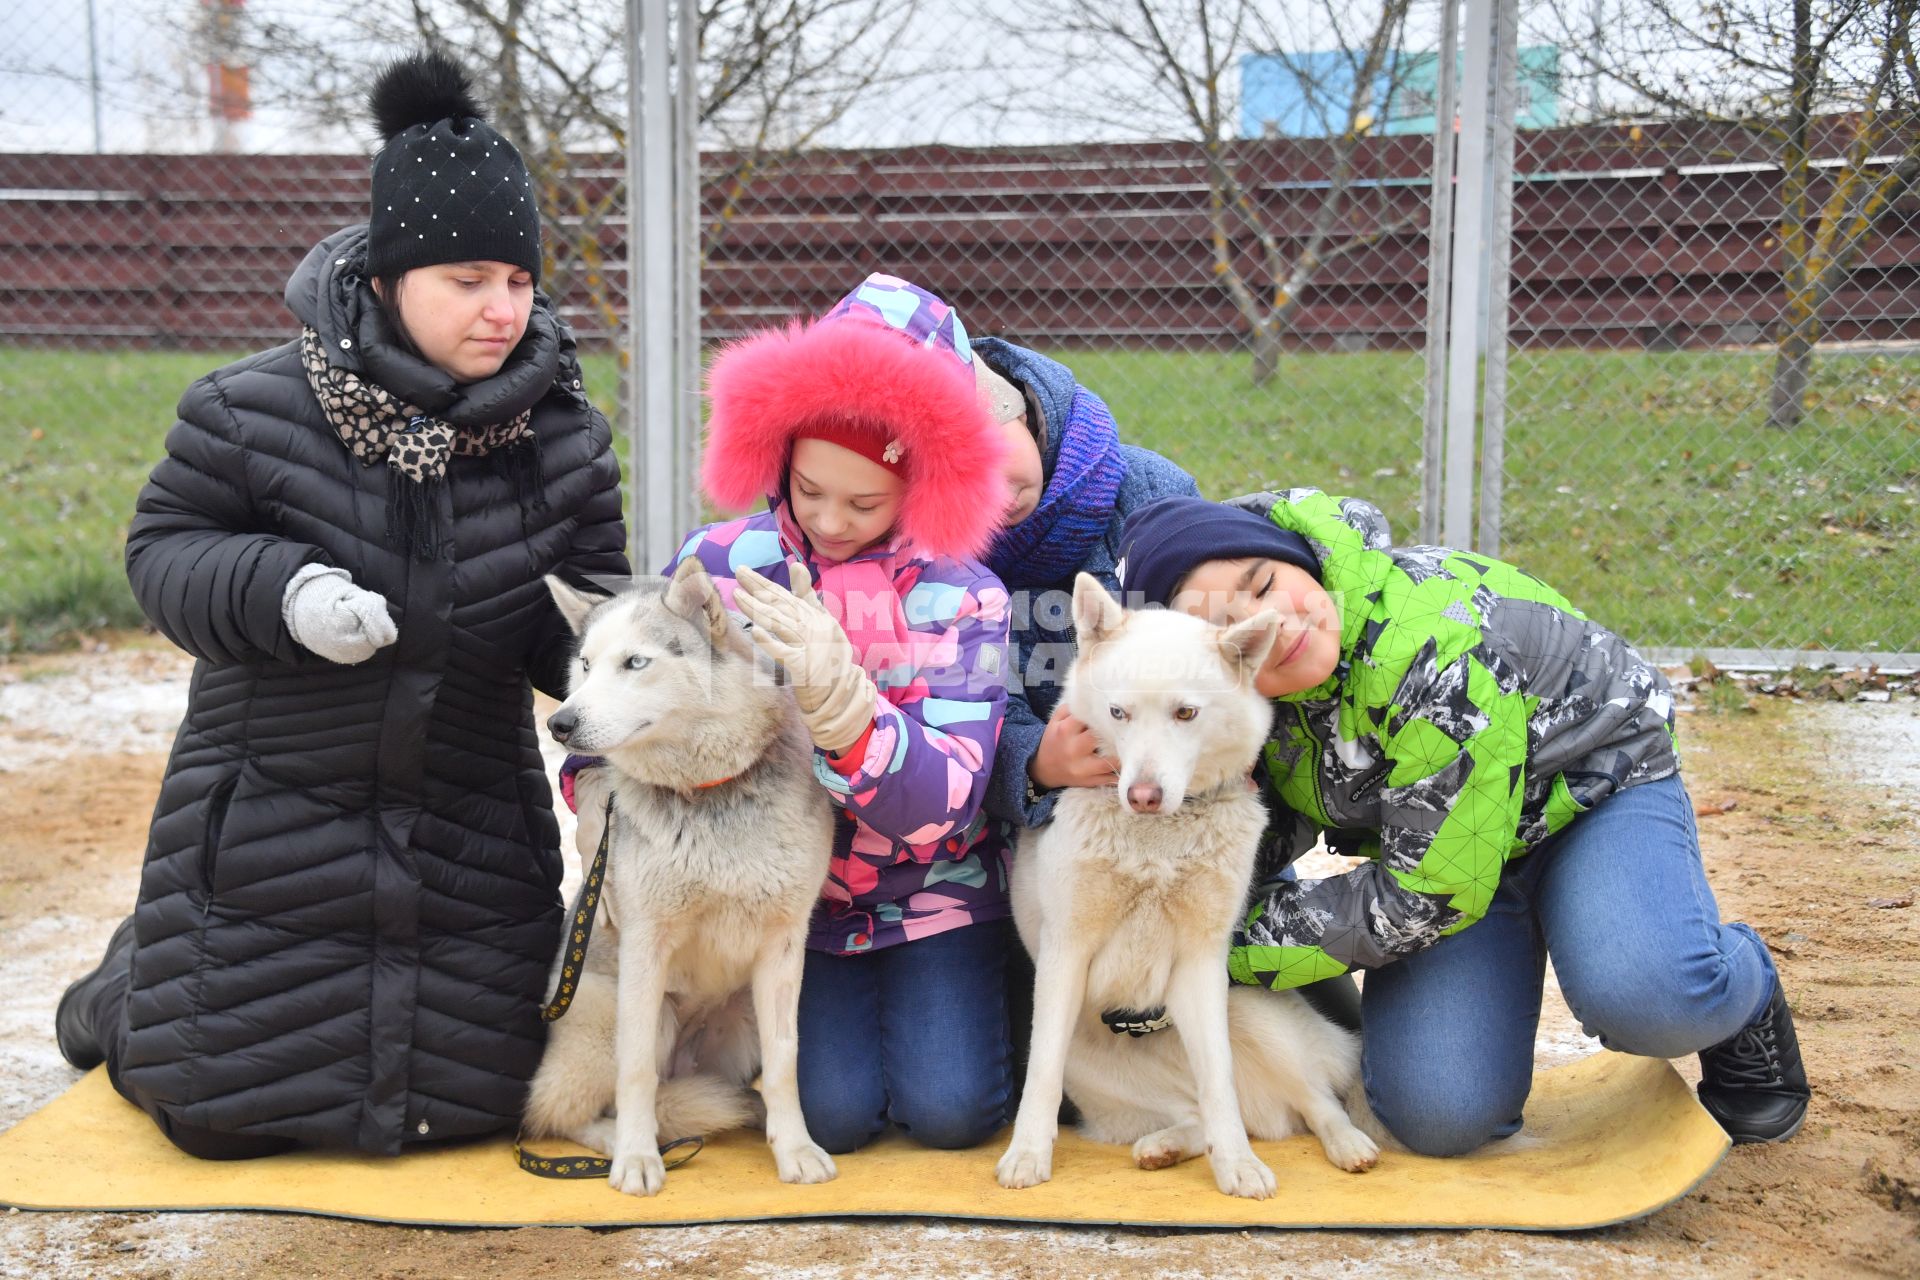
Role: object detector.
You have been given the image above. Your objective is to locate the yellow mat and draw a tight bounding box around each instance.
[0,1053,1726,1231]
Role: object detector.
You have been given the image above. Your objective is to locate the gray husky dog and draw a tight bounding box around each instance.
[997,575,1377,1200]
[522,557,838,1196]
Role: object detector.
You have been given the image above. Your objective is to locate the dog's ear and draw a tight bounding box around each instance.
[1220,609,1281,674]
[1071,572,1127,646]
[545,575,608,636]
[663,556,731,648]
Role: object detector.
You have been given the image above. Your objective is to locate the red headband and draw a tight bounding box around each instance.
[793,420,906,474]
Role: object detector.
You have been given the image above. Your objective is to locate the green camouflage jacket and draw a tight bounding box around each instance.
[1225,489,1679,991]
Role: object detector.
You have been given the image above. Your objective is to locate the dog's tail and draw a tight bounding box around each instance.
[1343,1077,1400,1151]
[656,1073,761,1142]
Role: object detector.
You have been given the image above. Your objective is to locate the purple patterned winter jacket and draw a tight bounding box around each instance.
[665,502,1012,954]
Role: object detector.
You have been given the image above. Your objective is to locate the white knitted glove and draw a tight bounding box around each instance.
[282,564,398,665]
[733,562,878,756]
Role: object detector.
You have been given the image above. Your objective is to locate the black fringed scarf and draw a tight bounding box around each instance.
[301,326,538,559]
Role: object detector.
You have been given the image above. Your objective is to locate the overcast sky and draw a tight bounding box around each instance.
[3,0,1493,154]
[0,0,1819,155]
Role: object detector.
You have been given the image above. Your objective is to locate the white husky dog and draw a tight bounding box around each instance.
[996,574,1378,1199]
[522,558,838,1196]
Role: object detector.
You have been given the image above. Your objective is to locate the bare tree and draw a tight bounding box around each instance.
[1026,0,1418,385]
[231,0,917,345]
[1554,0,1920,428]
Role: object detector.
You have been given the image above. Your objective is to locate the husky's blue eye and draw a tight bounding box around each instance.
[1109,705,1126,720]
[626,654,650,671]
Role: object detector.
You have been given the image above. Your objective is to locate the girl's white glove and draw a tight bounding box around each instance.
[281,564,398,665]
[733,562,878,756]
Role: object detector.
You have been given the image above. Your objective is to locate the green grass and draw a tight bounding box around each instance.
[4,345,1916,656]
[0,351,239,651]
[1055,346,1920,655]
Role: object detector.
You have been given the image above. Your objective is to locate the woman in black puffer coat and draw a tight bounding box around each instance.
[52,52,629,1158]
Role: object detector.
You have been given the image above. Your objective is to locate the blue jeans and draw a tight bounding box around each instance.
[1361,773,1777,1157]
[796,919,1013,1154]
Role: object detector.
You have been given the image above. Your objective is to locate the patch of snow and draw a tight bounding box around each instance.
[0,653,192,772]
[1810,700,1920,812]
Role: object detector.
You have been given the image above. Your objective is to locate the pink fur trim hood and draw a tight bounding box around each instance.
[699,274,1009,561]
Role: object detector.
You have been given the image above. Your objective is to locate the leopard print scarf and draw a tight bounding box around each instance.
[301,326,538,559]
[300,326,532,484]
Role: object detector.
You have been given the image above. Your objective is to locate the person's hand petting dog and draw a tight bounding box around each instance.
[1029,703,1119,790]
[733,561,878,756]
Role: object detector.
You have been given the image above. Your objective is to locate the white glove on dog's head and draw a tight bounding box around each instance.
[733,562,878,756]
[282,563,398,665]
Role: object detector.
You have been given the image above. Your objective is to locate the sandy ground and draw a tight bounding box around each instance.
[0,640,1915,1279]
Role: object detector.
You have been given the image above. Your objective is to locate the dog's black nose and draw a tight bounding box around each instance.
[547,708,578,743]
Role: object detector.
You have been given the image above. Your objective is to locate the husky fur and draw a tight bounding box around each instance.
[522,558,838,1196]
[996,574,1379,1199]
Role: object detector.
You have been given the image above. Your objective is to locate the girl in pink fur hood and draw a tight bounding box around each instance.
[668,273,1018,1154]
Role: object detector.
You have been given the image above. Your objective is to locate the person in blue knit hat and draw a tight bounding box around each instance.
[971,340,1197,829]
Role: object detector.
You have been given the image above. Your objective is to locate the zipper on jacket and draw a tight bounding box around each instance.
[201,774,239,898]
[1293,703,1330,824]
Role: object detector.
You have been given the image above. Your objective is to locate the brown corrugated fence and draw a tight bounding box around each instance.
[2,120,1914,351]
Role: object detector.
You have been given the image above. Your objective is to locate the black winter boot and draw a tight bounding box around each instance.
[55,916,134,1070]
[1697,979,1810,1144]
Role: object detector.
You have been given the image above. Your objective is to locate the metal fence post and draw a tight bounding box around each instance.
[1477,0,1520,557]
[628,0,688,573]
[1440,0,1496,549]
[674,0,701,544]
[1420,0,1461,546]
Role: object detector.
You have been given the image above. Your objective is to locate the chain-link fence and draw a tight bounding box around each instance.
[0,0,649,651]
[1496,0,1920,665]
[4,0,1916,663]
[1495,119,1920,665]
[682,0,1445,582]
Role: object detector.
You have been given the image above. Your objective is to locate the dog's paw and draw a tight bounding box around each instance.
[1131,1126,1200,1171]
[608,1147,667,1197]
[995,1142,1054,1189]
[1319,1124,1380,1173]
[1210,1148,1277,1200]
[1133,1142,1183,1171]
[774,1139,837,1184]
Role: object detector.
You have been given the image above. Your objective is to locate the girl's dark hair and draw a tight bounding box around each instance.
[372,272,424,360]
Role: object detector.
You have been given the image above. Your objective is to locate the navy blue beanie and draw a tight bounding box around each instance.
[1118,497,1321,607]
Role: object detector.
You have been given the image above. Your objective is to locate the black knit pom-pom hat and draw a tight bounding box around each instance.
[365,51,542,283]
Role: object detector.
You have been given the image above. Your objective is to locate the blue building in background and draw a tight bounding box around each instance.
[1240,46,1561,138]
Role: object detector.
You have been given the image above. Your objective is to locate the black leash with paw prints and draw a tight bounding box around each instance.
[514,795,704,1178]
